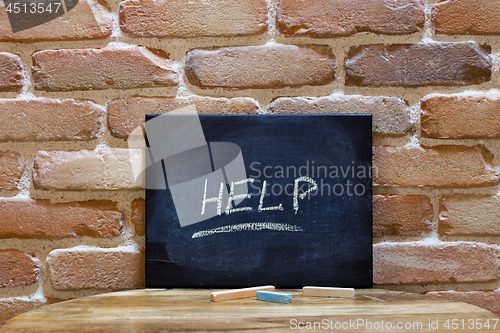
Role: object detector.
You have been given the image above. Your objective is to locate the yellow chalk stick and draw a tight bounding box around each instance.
[210,285,275,302]
[302,286,354,298]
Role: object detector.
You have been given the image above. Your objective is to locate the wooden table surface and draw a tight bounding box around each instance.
[2,289,499,332]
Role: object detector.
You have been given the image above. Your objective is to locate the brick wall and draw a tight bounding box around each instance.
[1,0,500,325]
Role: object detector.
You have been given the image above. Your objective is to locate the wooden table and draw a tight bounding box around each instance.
[2,289,499,332]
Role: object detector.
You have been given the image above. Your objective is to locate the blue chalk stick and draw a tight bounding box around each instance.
[256,291,292,304]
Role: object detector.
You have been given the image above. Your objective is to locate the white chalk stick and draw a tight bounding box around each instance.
[210,285,275,302]
[302,286,354,298]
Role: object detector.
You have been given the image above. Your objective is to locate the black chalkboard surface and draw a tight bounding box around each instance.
[146,115,372,288]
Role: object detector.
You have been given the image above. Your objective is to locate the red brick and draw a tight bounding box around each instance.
[421,93,500,139]
[426,290,500,316]
[186,44,335,90]
[47,248,144,290]
[439,195,500,236]
[373,195,433,238]
[33,149,143,190]
[278,0,424,37]
[0,198,123,239]
[345,42,491,87]
[373,145,499,188]
[120,0,268,38]
[374,242,500,284]
[0,250,38,288]
[0,99,101,141]
[107,96,258,139]
[0,52,24,92]
[432,0,500,35]
[0,151,25,190]
[131,199,145,236]
[267,95,412,137]
[0,298,46,327]
[32,46,177,92]
[0,0,111,42]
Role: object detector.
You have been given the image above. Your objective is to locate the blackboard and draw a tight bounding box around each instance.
[146,115,372,288]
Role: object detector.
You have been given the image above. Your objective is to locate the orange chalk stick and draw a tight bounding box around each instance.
[302,286,354,298]
[210,285,275,302]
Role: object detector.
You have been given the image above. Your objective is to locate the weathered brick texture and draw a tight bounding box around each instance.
[0,99,101,141]
[0,151,26,190]
[374,242,500,284]
[107,96,258,138]
[186,44,336,89]
[277,0,425,37]
[373,195,433,238]
[0,0,112,42]
[2,0,500,322]
[131,199,145,236]
[33,149,143,190]
[426,290,500,316]
[432,0,500,35]
[47,248,144,290]
[267,95,412,137]
[0,199,123,239]
[0,299,46,327]
[32,46,177,91]
[345,42,491,87]
[421,93,500,139]
[373,145,499,188]
[440,195,500,236]
[120,0,268,38]
[0,53,24,92]
[0,250,39,288]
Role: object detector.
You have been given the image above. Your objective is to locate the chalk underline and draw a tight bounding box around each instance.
[191,222,304,239]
